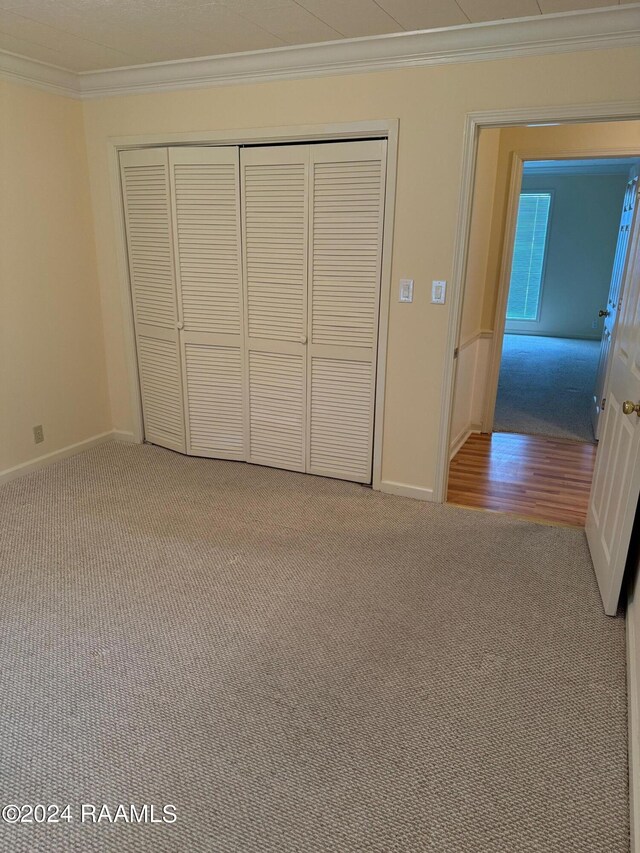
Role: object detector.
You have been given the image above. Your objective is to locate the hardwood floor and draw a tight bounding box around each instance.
[447,432,597,528]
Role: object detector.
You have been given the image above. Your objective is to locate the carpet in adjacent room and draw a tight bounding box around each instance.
[494,334,600,442]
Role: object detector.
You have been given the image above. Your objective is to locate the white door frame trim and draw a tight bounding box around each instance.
[435,100,640,505]
[481,145,640,434]
[108,119,399,491]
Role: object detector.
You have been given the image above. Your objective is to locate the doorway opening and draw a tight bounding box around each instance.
[446,120,640,529]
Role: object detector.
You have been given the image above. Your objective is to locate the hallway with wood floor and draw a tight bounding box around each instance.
[447,432,597,527]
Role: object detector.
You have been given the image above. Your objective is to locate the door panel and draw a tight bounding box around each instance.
[242,149,308,343]
[307,141,386,483]
[248,350,305,471]
[309,356,374,481]
[169,146,245,460]
[183,342,244,458]
[241,146,309,471]
[136,330,185,451]
[587,186,640,615]
[120,147,185,453]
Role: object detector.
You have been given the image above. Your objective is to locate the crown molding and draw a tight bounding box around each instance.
[0,4,639,101]
[524,157,639,176]
[0,50,78,98]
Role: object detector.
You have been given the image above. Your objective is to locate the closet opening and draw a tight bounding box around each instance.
[119,134,391,487]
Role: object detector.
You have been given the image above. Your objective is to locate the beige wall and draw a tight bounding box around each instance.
[0,80,110,475]
[79,46,640,495]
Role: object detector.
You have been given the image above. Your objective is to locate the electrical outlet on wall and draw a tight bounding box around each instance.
[592,319,598,330]
[33,425,44,444]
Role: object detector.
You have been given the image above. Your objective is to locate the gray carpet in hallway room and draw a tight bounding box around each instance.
[0,442,627,852]
[495,334,600,443]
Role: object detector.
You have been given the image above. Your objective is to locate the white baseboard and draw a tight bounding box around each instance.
[449,424,482,460]
[112,429,138,443]
[628,590,640,852]
[450,427,472,460]
[379,480,435,502]
[0,430,133,486]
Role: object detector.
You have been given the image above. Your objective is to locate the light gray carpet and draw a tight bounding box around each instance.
[495,334,600,443]
[0,442,628,852]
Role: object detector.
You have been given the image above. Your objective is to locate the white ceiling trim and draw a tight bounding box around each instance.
[0,4,638,101]
[524,158,639,175]
[0,50,78,98]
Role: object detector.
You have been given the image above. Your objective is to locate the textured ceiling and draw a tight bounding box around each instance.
[0,0,634,72]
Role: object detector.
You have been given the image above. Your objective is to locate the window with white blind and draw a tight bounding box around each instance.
[506,192,552,322]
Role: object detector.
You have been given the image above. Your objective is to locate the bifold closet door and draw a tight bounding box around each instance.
[241,140,387,482]
[307,140,387,483]
[123,141,386,483]
[169,147,245,459]
[120,147,186,453]
[241,146,309,472]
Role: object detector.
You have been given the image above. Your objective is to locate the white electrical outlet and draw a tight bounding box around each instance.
[399,279,414,303]
[33,424,44,444]
[431,280,447,304]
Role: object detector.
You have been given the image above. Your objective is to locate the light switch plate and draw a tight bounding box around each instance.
[432,280,447,304]
[399,279,414,303]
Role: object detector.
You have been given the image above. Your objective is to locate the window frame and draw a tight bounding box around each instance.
[505,188,554,325]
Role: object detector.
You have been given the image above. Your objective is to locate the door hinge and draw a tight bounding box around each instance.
[453,347,459,359]
[601,397,606,411]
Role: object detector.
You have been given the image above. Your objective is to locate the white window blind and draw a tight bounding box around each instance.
[506,192,551,322]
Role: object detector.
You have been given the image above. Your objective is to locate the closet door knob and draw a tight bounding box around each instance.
[176,321,184,330]
[299,335,307,344]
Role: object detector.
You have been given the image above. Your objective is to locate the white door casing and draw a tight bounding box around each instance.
[592,166,639,439]
[587,184,640,616]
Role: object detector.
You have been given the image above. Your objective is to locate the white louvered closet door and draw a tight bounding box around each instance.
[120,148,186,453]
[169,147,246,460]
[241,146,309,472]
[307,141,387,483]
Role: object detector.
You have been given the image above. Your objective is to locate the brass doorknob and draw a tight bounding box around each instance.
[599,309,610,318]
[622,400,640,416]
